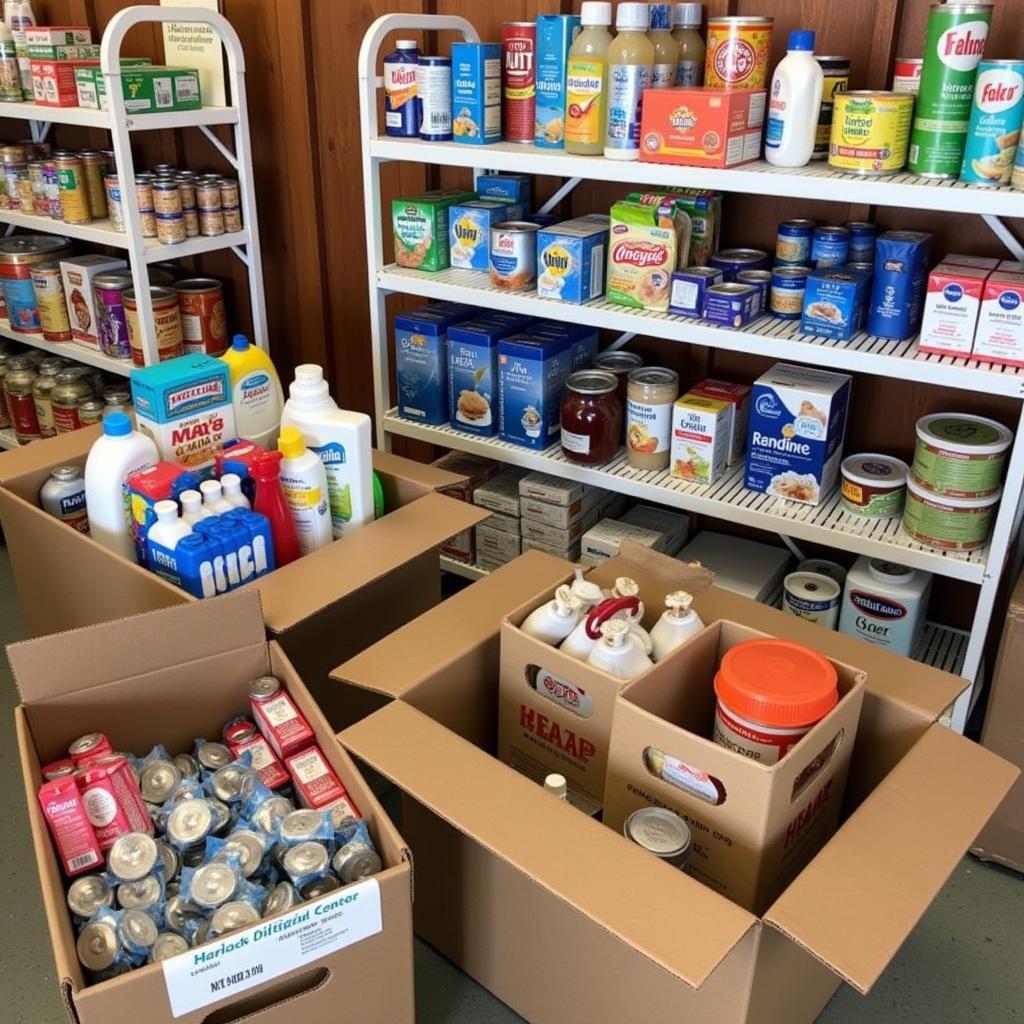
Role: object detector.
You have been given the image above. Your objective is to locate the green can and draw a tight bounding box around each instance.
[908,1,993,178]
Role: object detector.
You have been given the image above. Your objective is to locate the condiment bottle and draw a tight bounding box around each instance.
[277,426,333,555]
[764,29,823,168]
[650,590,703,662]
[587,619,654,678]
[146,500,192,559]
[220,473,251,510]
[672,2,704,85]
[626,367,678,471]
[560,594,641,660]
[565,1,613,155]
[610,576,654,653]
[544,773,568,800]
[604,2,654,161]
[251,451,301,567]
[648,4,680,88]
[520,585,584,645]
[570,566,605,609]
[199,479,234,515]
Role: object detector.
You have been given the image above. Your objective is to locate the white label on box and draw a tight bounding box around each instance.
[288,748,329,784]
[261,695,297,726]
[162,880,383,1016]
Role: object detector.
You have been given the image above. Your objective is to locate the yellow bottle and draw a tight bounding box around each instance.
[604,2,655,161]
[565,1,613,155]
[672,2,705,86]
[219,333,284,450]
[648,4,680,88]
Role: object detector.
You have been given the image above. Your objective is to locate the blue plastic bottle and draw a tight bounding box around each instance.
[192,520,232,593]
[175,535,219,598]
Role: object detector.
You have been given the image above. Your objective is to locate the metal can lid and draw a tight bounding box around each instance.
[624,807,692,862]
[300,874,341,900]
[92,272,134,292]
[627,366,678,388]
[593,351,643,374]
[210,901,261,937]
[119,908,158,952]
[77,921,119,971]
[248,676,282,702]
[108,832,159,882]
[67,874,113,919]
[714,248,768,262]
[195,741,233,770]
[251,796,294,834]
[69,732,106,756]
[815,225,851,238]
[172,753,200,779]
[166,798,213,845]
[165,893,200,934]
[280,809,323,841]
[174,276,223,294]
[331,841,384,884]
[140,759,182,803]
[262,881,299,917]
[773,266,810,280]
[151,932,189,962]
[283,841,330,879]
[207,798,233,834]
[117,875,163,910]
[223,720,257,744]
[212,764,246,803]
[190,862,238,909]
[156,840,180,881]
[219,830,266,877]
[50,465,83,483]
[565,369,618,396]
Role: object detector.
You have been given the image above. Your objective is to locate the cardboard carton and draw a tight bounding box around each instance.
[11,591,415,1024]
[0,429,487,728]
[333,548,1018,1024]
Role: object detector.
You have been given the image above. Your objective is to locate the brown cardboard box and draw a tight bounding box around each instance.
[603,620,865,914]
[972,570,1024,873]
[0,428,487,727]
[11,590,415,1024]
[333,550,1019,1024]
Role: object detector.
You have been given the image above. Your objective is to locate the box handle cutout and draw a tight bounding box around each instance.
[644,746,726,806]
[790,729,844,803]
[525,664,594,718]
[201,967,331,1024]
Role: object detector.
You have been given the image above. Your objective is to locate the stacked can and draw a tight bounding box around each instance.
[1,143,28,212]
[153,178,185,246]
[177,171,200,237]
[502,22,537,143]
[814,56,850,160]
[959,60,1024,187]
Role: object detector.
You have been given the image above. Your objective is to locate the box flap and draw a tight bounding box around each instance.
[341,701,757,989]
[372,448,467,491]
[764,724,1020,994]
[0,425,97,484]
[260,491,488,633]
[8,590,266,704]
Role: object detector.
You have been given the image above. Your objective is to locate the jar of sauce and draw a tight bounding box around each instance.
[594,351,642,442]
[626,367,678,471]
[560,369,622,465]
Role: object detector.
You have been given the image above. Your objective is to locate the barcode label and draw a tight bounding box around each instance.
[70,851,100,871]
[154,77,172,108]
[430,113,449,126]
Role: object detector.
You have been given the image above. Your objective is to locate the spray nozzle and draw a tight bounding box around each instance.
[585,596,641,639]
[599,619,631,648]
[613,577,640,599]
[665,590,694,618]
[552,585,581,618]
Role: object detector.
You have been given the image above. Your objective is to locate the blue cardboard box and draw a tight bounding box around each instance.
[474,172,533,208]
[449,199,524,271]
[530,320,599,371]
[801,268,872,342]
[537,215,610,303]
[535,14,580,149]
[452,43,502,144]
[498,333,572,449]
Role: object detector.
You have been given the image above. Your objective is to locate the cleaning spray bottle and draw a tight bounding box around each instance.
[250,451,301,567]
[219,334,284,450]
[650,590,704,661]
[521,585,584,645]
[586,618,654,678]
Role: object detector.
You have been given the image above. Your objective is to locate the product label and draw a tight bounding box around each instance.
[560,427,590,454]
[565,58,604,145]
[675,59,700,86]
[627,398,671,456]
[310,441,352,536]
[605,63,650,152]
[652,62,675,89]
[764,113,784,147]
[261,695,297,727]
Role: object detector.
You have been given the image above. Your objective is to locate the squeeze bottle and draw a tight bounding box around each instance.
[277,426,333,555]
[220,473,251,510]
[560,594,641,660]
[565,2,613,155]
[280,364,374,538]
[251,451,301,567]
[520,585,584,645]
[544,774,568,800]
[586,619,654,678]
[179,489,213,525]
[199,479,234,515]
[764,30,823,168]
[672,2,704,85]
[650,590,704,662]
[648,4,679,88]
[84,411,158,561]
[604,2,654,161]
[219,334,284,451]
[570,566,604,609]
[145,501,192,583]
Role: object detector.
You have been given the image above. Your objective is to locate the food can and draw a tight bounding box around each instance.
[182,207,200,236]
[0,235,72,334]
[117,875,163,913]
[108,833,159,882]
[79,150,108,219]
[28,160,47,215]
[811,225,851,268]
[196,179,222,211]
[51,368,93,434]
[705,16,774,90]
[735,268,771,314]
[893,57,924,95]
[135,174,154,211]
[960,60,1024,187]
[815,56,850,160]
[55,153,91,224]
[3,161,24,211]
[703,281,761,327]
[222,206,242,232]
[43,162,61,220]
[776,219,815,266]
[209,901,260,937]
[151,933,188,963]
[903,477,999,550]
[770,265,810,319]
[489,221,538,291]
[829,91,914,175]
[189,862,238,910]
[797,558,847,587]
[139,759,181,804]
[418,55,452,141]
[200,206,225,236]
[623,807,692,870]
[40,465,88,531]
[195,740,233,771]
[331,839,383,883]
[709,247,770,281]
[32,364,61,438]
[912,411,1011,498]
[69,732,112,764]
[67,875,113,920]
[783,571,841,629]
[177,177,196,211]
[156,211,186,245]
[77,921,121,972]
[93,272,134,359]
[280,809,325,843]
[152,179,182,215]
[841,452,909,518]
[30,260,72,341]
[264,881,299,916]
[843,220,879,263]
[166,799,213,850]
[908,1,994,178]
[124,286,184,366]
[175,278,227,355]
[104,174,125,232]
[219,177,239,207]
[502,22,537,143]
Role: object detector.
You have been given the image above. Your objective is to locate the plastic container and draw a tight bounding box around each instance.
[199,479,234,515]
[672,2,705,86]
[840,453,909,519]
[838,556,933,655]
[648,4,680,88]
[911,412,1012,498]
[765,29,824,168]
[712,637,838,764]
[650,590,703,661]
[220,472,251,510]
[179,489,212,525]
[520,585,583,644]
[83,412,158,561]
[586,618,654,678]
[146,499,192,557]
[219,334,284,451]
[604,2,654,161]
[565,2,613,155]
[783,571,841,629]
[251,451,301,567]
[277,426,333,555]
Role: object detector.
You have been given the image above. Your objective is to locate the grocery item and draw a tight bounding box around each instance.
[670,390,729,484]
[535,14,580,148]
[844,221,879,264]
[219,333,283,450]
[703,281,760,327]
[28,260,69,341]
[175,278,227,356]
[489,220,539,291]
[594,349,642,417]
[587,618,654,679]
[536,215,609,303]
[903,477,999,550]
[503,21,537,144]
[770,266,810,319]
[88,64,202,113]
[648,4,679,89]
[38,776,104,877]
[498,333,571,450]
[475,172,533,207]
[560,368,622,465]
[814,56,850,160]
[838,556,932,655]
[200,478,233,515]
[828,91,914,175]
[911,411,1010,498]
[383,40,419,137]
[286,745,360,824]
[93,272,133,359]
[893,56,923,94]
[668,265,722,317]
[124,286,185,366]
[840,453,909,519]
[1013,143,1024,189]
[783,571,841,629]
[867,231,932,340]
[960,60,1024,186]
[918,262,990,356]
[973,271,1024,366]
[704,15,772,89]
[650,590,703,661]
[624,806,692,869]
[447,317,510,437]
[709,247,769,280]
[145,499,193,583]
[0,234,72,333]
[0,21,20,102]
[801,267,871,342]
[688,378,750,466]
[735,269,771,314]
[626,367,678,470]
[392,188,475,272]
[521,585,584,644]
[672,2,704,86]
[451,42,502,144]
[604,2,654,161]
[51,367,92,434]
[764,30,823,168]
[811,226,850,268]
[565,1,612,154]
[61,255,127,346]
[797,558,847,588]
[908,1,993,178]
[417,56,452,141]
[449,199,524,272]
[776,219,815,266]
[3,355,39,442]
[40,465,88,533]
[654,188,721,264]
[251,450,300,567]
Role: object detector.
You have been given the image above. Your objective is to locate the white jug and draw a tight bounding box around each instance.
[570,566,605,610]
[521,585,584,645]
[586,619,654,679]
[611,576,653,649]
[560,594,642,661]
[650,590,704,662]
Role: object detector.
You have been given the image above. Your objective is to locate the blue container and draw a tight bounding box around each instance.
[530,320,599,370]
[704,282,761,328]
[801,267,872,341]
[709,248,769,282]
[536,215,610,303]
[776,219,816,266]
[867,231,932,340]
[844,221,879,263]
[451,42,502,145]
[449,200,524,271]
[535,14,580,149]
[418,56,452,141]
[474,173,533,207]
[226,509,276,577]
[383,41,420,138]
[811,226,851,268]
[770,266,810,320]
[498,333,572,449]
[669,266,724,317]
[174,535,218,598]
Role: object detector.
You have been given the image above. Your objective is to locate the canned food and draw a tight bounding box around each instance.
[77,397,105,426]
[55,153,91,223]
[153,164,177,177]
[418,56,452,141]
[735,269,771,314]
[209,901,260,937]
[222,205,242,233]
[79,150,108,219]
[502,22,537,143]
[166,799,213,848]
[164,895,201,935]
[211,763,247,803]
[42,757,76,779]
[151,933,189,962]
[199,207,225,236]
[67,874,114,919]
[815,56,850,160]
[250,795,295,834]
[52,368,93,434]
[77,920,120,972]
[1,355,37,440]
[280,809,325,843]
[135,174,154,211]
[776,219,815,265]
[32,367,58,440]
[709,247,770,281]
[43,162,61,220]
[156,212,186,245]
[195,740,233,771]
[331,840,384,883]
[152,180,182,215]
[960,60,1024,187]
[183,207,200,237]
[208,798,233,836]
[843,221,879,263]
[770,265,810,319]
[40,465,88,531]
[93,272,134,360]
[196,180,222,211]
[139,759,181,803]
[177,177,196,210]
[841,452,909,518]
[0,350,10,428]
[812,226,851,268]
[283,840,330,881]
[623,806,692,870]
[0,235,73,334]
[125,286,184,366]
[219,178,239,207]
[108,832,159,882]
[263,881,299,916]
[300,875,341,899]
[189,862,238,909]
[117,875,163,912]
[28,160,47,215]
[175,277,227,356]
[705,16,774,89]
[217,830,266,877]
[69,732,112,762]
[783,571,841,628]
[30,260,71,341]
[156,840,180,880]
[119,908,159,958]
[893,56,923,95]
[4,162,27,211]
[0,144,26,164]
[224,720,258,744]
[249,676,282,701]
[829,91,914,175]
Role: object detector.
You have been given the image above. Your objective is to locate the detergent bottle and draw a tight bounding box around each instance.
[251,451,301,567]
[521,585,584,645]
[219,334,284,450]
[220,473,251,510]
[199,479,234,515]
[587,618,654,678]
[277,426,332,555]
[650,590,704,661]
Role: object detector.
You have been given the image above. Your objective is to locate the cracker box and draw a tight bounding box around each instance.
[537,215,609,303]
[689,379,752,466]
[639,87,766,168]
[393,189,477,272]
[60,255,128,346]
[801,267,872,342]
[745,363,852,506]
[534,14,580,148]
[474,172,533,207]
[452,42,502,144]
[973,271,1024,367]
[671,392,730,485]
[31,58,97,106]
[580,517,666,565]
[26,43,99,61]
[91,65,202,113]
[130,354,236,474]
[449,199,524,271]
[621,504,689,555]
[918,263,991,357]
[498,333,571,450]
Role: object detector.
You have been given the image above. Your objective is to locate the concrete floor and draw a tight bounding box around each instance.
[0,548,1021,1024]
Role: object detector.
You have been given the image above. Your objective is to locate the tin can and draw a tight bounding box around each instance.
[908,1,994,178]
[418,55,452,141]
[624,806,692,870]
[960,60,1024,187]
[93,272,134,359]
[139,758,181,804]
[783,571,841,629]
[135,174,154,211]
[177,176,196,210]
[222,206,242,232]
[153,163,177,177]
[0,235,72,334]
[43,162,61,219]
[502,22,537,143]
[104,174,124,231]
[69,732,112,765]
[489,221,538,291]
[78,398,105,426]
[166,799,213,851]
[55,153,91,224]
[705,16,774,90]
[703,281,761,327]
[709,247,770,281]
[125,286,184,366]
[175,278,227,356]
[829,91,914,175]
[331,840,383,883]
[843,221,879,263]
[28,160,47,215]
[51,368,93,434]
[196,179,222,212]
[32,365,60,438]
[812,226,851,268]
[0,143,24,165]
[79,150,108,220]
[893,57,924,95]
[151,933,188,964]
[152,179,182,215]
[200,207,225,236]
[770,265,810,320]
[815,56,850,160]
[183,207,200,237]
[736,268,772,314]
[196,740,233,771]
[156,211,186,245]
[30,260,72,341]
[40,465,88,531]
[219,178,239,207]
[209,901,260,937]
[3,161,25,210]
[77,920,121,972]
[67,875,113,920]
[776,219,816,266]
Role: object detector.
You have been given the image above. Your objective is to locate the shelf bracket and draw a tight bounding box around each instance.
[605,331,636,352]
[199,125,239,170]
[540,176,582,215]
[231,245,249,266]
[28,120,51,144]
[983,215,1024,261]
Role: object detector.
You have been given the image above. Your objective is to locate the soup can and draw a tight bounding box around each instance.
[222,206,242,233]
[175,278,227,355]
[94,272,134,359]
[183,208,200,237]
[219,178,239,207]
[79,150,108,220]
[705,16,774,89]
[135,174,154,211]
[892,57,923,95]
[200,207,225,236]
[177,176,196,210]
[125,286,184,366]
[152,179,182,215]
[489,221,538,291]
[814,56,850,160]
[43,162,61,219]
[55,153,91,224]
[28,160,48,215]
[829,91,914,175]
[0,235,73,334]
[776,219,815,266]
[709,247,769,281]
[770,266,809,320]
[811,226,851,268]
[783,571,841,629]
[29,261,72,341]
[156,212,187,245]
[197,180,222,211]
[104,174,124,231]
[735,269,771,314]
[502,22,537,143]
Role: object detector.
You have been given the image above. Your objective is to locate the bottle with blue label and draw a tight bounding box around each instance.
[764,30,823,168]
[145,500,193,587]
[604,3,654,161]
[383,40,420,137]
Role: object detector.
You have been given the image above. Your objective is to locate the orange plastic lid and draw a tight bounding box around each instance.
[714,638,838,728]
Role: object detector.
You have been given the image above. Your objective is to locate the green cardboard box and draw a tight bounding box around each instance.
[74,60,156,110]
[392,189,478,273]
[26,44,100,61]
[76,64,201,113]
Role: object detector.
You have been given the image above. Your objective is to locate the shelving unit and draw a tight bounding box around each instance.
[361,13,1024,734]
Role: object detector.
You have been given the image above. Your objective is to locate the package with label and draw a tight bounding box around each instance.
[474,467,530,516]
[482,509,521,535]
[26,43,99,60]
[536,215,609,303]
[801,267,872,342]
[451,42,502,144]
[580,517,666,565]
[498,333,571,450]
[519,470,585,507]
[689,379,751,466]
[671,392,730,485]
[520,493,585,530]
[72,59,154,108]
[26,25,92,45]
[621,504,689,555]
[918,263,991,357]
[534,13,580,148]
[521,535,582,561]
[32,57,97,106]
[474,173,533,207]
[449,199,524,271]
[61,256,128,346]
[520,515,586,550]
[94,64,201,112]
[972,271,1024,367]
[638,188,722,266]
[529,320,599,371]
[393,189,477,273]
[476,522,522,567]
[433,452,500,563]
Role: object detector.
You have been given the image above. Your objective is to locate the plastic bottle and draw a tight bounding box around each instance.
[279,365,374,538]
[520,585,583,645]
[650,590,704,662]
[0,19,21,102]
[277,426,332,555]
[83,411,158,561]
[219,334,284,451]
[220,472,251,510]
[565,2,613,155]
[146,500,192,574]
[251,451,301,567]
[604,2,654,161]
[586,619,654,678]
[179,489,213,525]
[570,566,604,609]
[764,29,823,169]
[383,39,420,138]
[560,594,641,660]
[672,2,704,86]
[199,479,234,515]
[544,774,568,800]
[648,4,679,89]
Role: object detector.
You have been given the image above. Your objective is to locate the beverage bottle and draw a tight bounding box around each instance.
[604,2,655,161]
[220,472,251,509]
[0,19,21,102]
[565,2,613,155]
[251,451,301,567]
[648,4,679,89]
[199,479,234,515]
[179,489,213,525]
[219,334,284,451]
[672,2,704,86]
[277,426,332,555]
[764,29,823,168]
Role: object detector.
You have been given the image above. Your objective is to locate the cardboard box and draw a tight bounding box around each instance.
[520,514,584,549]
[473,468,528,516]
[26,26,92,45]
[32,57,98,107]
[678,530,791,602]
[522,535,581,561]
[83,65,203,113]
[61,255,128,346]
[433,451,498,563]
[480,509,520,535]
[476,522,521,565]
[333,547,1018,1024]
[12,591,415,1024]
[0,430,486,728]
[620,503,689,555]
[581,516,665,565]
[519,493,583,529]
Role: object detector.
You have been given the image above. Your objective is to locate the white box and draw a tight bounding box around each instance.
[474,469,528,517]
[476,522,522,563]
[521,536,582,561]
[688,379,751,466]
[520,494,584,529]
[670,393,730,485]
[973,271,1024,367]
[519,471,585,507]
[678,530,791,602]
[482,509,521,535]
[520,516,585,549]
[61,255,128,346]
[918,263,989,357]
[621,504,689,555]
[580,518,665,566]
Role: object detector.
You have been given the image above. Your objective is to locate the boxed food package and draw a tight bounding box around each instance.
[801,267,871,342]
[72,58,155,108]
[451,42,502,144]
[26,43,99,60]
[671,392,731,485]
[520,514,586,550]
[393,189,477,272]
[521,535,582,561]
[88,65,202,113]
[25,25,92,45]
[689,379,751,466]
[639,188,722,266]
[31,57,98,106]
[474,173,533,207]
[917,263,991,357]
[581,517,666,566]
[972,271,1024,367]
[476,521,522,568]
[449,199,524,271]
[536,215,610,303]
[520,492,585,530]
[483,509,521,535]
[621,503,689,555]
[529,320,599,371]
[678,531,791,602]
[519,470,585,507]
[433,451,499,564]
[474,468,529,516]
[61,256,128,346]
[498,333,571,450]
[534,13,579,148]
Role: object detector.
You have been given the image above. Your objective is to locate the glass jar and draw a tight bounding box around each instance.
[626,367,679,471]
[32,362,62,438]
[4,354,40,442]
[0,349,12,429]
[594,351,642,442]
[560,370,622,465]
[51,367,93,434]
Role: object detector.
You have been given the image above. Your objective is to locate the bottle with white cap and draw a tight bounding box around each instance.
[179,489,213,526]
[570,565,605,609]
[647,4,679,88]
[521,585,584,645]
[764,29,823,168]
[565,2,613,156]
[544,773,568,801]
[604,2,654,161]
[672,2,704,85]
[586,619,654,678]
[219,473,251,510]
[199,479,233,515]
[650,590,704,662]
[146,500,192,557]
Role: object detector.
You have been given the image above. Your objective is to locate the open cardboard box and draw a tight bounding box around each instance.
[331,548,1019,1024]
[10,589,415,1024]
[0,428,487,727]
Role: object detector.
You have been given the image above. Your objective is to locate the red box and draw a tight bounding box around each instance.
[286,744,361,820]
[216,439,267,478]
[639,87,766,168]
[973,271,1024,367]
[227,731,290,790]
[77,756,153,849]
[37,776,104,877]
[31,58,98,107]
[251,684,315,759]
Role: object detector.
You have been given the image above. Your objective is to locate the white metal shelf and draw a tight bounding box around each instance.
[0,98,239,131]
[0,426,19,450]
[0,325,130,376]
[384,410,987,585]
[379,265,1024,399]
[440,554,490,580]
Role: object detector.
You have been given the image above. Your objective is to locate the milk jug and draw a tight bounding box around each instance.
[521,585,584,645]
[145,501,193,586]
[838,556,932,657]
[587,619,654,678]
[650,590,703,661]
[764,29,823,168]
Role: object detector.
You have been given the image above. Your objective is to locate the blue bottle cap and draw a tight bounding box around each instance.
[231,334,250,352]
[103,411,131,436]
[788,29,815,51]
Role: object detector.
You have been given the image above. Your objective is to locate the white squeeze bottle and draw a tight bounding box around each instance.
[650,590,704,662]
[764,29,823,168]
[565,2,613,156]
[220,472,251,510]
[84,411,158,560]
[219,334,284,451]
[279,364,374,538]
[648,4,679,89]
[277,426,332,554]
[672,2,704,86]
[604,2,654,161]
[179,489,212,525]
[199,479,233,515]
[147,500,192,552]
[521,585,584,645]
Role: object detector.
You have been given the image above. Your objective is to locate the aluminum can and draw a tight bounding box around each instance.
[263,881,299,916]
[69,731,112,764]
[705,16,773,89]
[30,260,71,341]
[812,226,852,268]
[709,247,770,281]
[189,862,238,910]
[893,56,924,95]
[283,840,330,882]
[489,221,538,291]
[960,60,1024,187]
[783,571,841,629]
[502,22,537,143]
[196,179,222,212]
[151,933,189,962]
[124,286,183,366]
[815,56,850,160]
[166,799,213,849]
[199,206,225,236]
[93,272,134,359]
[117,875,163,912]
[33,364,62,438]
[152,179,182,215]
[195,740,233,771]
[844,221,879,263]
[770,266,810,320]
[55,153,90,223]
[418,56,452,141]
[209,901,260,938]
[174,278,227,356]
[735,268,771,314]
[107,832,159,881]
[830,91,914,175]
[40,465,88,532]
[139,758,181,804]
[776,219,815,266]
[156,211,186,245]
[216,830,266,878]
[67,874,114,919]
[624,806,692,870]
[331,839,383,883]
[219,177,239,207]
[119,909,158,958]
[77,920,121,972]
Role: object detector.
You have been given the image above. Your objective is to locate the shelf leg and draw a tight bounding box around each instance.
[539,176,582,215]
[199,124,239,170]
[983,215,1024,261]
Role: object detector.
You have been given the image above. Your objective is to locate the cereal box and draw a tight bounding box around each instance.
[671,393,730,485]
[534,14,580,148]
[498,333,571,450]
[452,42,502,144]
[689,379,751,466]
[537,215,609,303]
[972,271,1024,367]
[475,173,533,208]
[918,263,991,357]
[529,319,599,370]
[800,267,871,342]
[393,189,476,272]
[607,195,692,311]
[450,199,524,271]
[745,363,852,506]
[60,255,127,346]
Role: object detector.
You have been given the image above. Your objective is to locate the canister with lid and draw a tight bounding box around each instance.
[783,571,841,629]
[0,235,72,334]
[94,272,134,359]
[51,367,93,434]
[911,412,1011,498]
[841,453,908,518]
[40,465,89,532]
[838,556,932,656]
[626,367,678,470]
[623,806,692,870]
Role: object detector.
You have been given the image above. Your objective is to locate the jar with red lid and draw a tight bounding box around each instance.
[560,369,622,465]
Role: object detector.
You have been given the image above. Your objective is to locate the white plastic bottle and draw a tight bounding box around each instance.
[587,619,654,678]
[570,566,604,609]
[147,500,192,553]
[604,2,654,161]
[179,489,213,525]
[11,0,34,98]
[277,426,333,555]
[650,590,704,661]
[199,479,233,515]
[764,29,823,168]
[219,334,284,451]
[220,473,251,510]
[521,585,583,645]
[279,365,374,538]
[83,411,158,561]
[544,773,568,800]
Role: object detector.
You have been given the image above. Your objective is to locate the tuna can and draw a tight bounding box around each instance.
[77,920,121,973]
[199,206,225,237]
[175,278,227,356]
[783,571,841,629]
[209,900,260,938]
[776,219,815,266]
[892,57,923,95]
[703,281,761,327]
[30,260,72,341]
[418,55,452,141]
[770,265,809,319]
[183,207,200,237]
[815,56,850,160]
[709,247,770,281]
[222,206,242,232]
[117,876,163,913]
[705,16,774,90]
[67,875,113,919]
[190,863,238,910]
[104,174,124,231]
[40,465,88,532]
[301,874,342,900]
[177,176,196,210]
[811,226,851,268]
[166,799,213,850]
[960,60,1024,187]
[280,809,325,843]
[156,211,186,245]
[150,933,188,963]
[502,22,537,143]
[0,235,72,334]
[195,740,233,771]
[623,807,692,870]
[94,272,134,359]
[219,178,239,207]
[841,453,909,518]
[489,221,538,291]
[830,91,914,175]
[55,153,91,223]
[263,881,299,916]
[843,221,879,263]
[79,150,108,219]
[124,286,184,366]
[152,179,182,215]
[330,839,383,883]
[108,833,159,882]
[736,268,771,314]
[139,759,181,804]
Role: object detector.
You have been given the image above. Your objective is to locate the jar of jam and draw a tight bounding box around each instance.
[594,350,642,441]
[626,367,679,472]
[560,370,622,465]
[4,354,40,443]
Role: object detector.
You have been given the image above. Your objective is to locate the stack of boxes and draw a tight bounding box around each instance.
[580,503,688,566]
[473,468,529,571]
[433,452,500,565]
